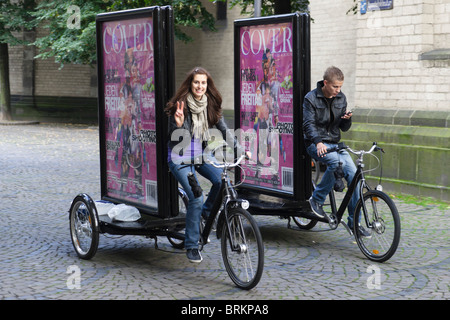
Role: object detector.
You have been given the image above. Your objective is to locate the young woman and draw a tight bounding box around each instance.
[165,67,245,263]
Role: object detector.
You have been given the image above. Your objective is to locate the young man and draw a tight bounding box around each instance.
[303,66,369,236]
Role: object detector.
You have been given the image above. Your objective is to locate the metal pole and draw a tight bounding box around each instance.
[254,0,261,17]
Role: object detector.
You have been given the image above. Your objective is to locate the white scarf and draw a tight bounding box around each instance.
[187,93,209,140]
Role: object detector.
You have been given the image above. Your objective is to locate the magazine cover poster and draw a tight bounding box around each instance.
[238,21,294,193]
[101,17,158,208]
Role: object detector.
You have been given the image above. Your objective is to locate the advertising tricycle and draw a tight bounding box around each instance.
[233,13,400,262]
[69,6,264,290]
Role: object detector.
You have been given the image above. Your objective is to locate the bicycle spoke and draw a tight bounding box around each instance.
[69,195,99,260]
[229,217,255,280]
[221,208,263,289]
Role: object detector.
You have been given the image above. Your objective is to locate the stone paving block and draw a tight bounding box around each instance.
[0,123,448,301]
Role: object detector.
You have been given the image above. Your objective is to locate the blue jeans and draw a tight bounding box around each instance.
[168,158,222,250]
[306,143,359,228]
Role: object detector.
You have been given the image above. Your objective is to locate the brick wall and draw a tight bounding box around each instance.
[8,44,24,94]
[173,2,243,111]
[309,0,358,108]
[32,21,96,98]
[175,0,359,111]
[354,0,450,111]
[9,25,96,98]
[34,59,96,97]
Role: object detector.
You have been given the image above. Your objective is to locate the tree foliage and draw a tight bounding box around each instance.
[0,0,35,45]
[4,0,313,68]
[32,1,106,66]
[109,0,217,42]
[32,0,219,67]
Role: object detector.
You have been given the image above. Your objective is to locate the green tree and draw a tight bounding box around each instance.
[32,0,220,67]
[32,1,109,67]
[32,0,311,67]
[0,0,34,120]
[109,0,218,43]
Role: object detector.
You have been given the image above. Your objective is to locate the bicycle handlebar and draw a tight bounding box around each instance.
[205,153,248,169]
[326,142,384,156]
[177,139,249,171]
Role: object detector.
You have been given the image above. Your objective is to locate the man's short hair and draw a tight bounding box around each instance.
[323,66,344,82]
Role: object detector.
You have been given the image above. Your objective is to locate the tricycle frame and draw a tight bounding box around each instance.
[69,152,264,289]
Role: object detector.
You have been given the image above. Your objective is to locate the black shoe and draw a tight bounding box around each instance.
[186,248,203,263]
[308,197,326,219]
[357,225,372,238]
[349,225,372,238]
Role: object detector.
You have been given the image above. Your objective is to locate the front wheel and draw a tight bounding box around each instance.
[221,208,264,290]
[353,190,401,262]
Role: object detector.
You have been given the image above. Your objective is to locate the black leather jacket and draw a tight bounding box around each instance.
[303,81,351,146]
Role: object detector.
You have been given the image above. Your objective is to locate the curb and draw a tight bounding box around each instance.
[0,120,40,126]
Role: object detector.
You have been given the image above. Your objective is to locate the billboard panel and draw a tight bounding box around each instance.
[234,13,311,200]
[96,7,175,217]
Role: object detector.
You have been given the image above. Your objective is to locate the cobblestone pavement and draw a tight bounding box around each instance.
[0,123,448,301]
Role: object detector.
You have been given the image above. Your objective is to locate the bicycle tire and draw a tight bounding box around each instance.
[353,190,401,262]
[295,175,319,230]
[311,158,320,184]
[292,216,318,230]
[69,194,100,260]
[221,208,264,290]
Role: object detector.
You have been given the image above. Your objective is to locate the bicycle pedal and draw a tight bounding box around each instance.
[327,214,338,229]
[199,236,210,245]
[320,211,331,223]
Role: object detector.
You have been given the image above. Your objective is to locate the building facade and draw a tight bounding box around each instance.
[9,0,450,114]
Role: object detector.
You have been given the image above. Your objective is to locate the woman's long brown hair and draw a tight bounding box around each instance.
[165,67,223,126]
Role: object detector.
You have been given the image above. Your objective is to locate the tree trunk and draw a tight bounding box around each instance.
[0,43,12,121]
[274,0,292,14]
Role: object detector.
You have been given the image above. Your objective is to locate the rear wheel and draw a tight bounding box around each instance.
[311,158,320,184]
[69,194,99,260]
[292,216,318,230]
[167,188,188,249]
[221,208,264,290]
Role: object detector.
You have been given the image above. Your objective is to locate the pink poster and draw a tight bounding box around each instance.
[101,17,158,208]
[238,22,294,192]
